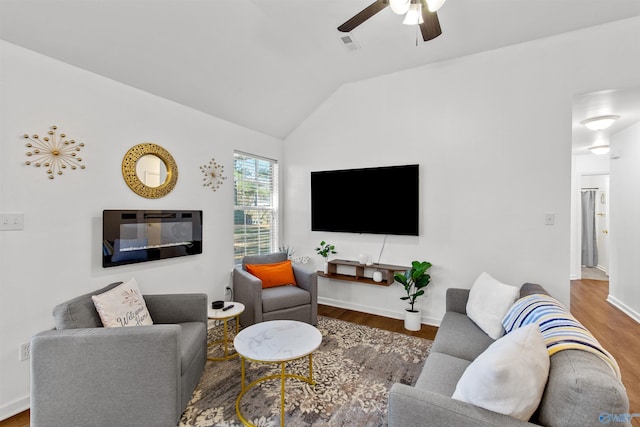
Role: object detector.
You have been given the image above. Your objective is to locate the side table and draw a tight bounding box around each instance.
[207,302,245,361]
[234,320,322,427]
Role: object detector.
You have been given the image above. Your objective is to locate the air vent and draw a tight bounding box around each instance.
[339,33,360,51]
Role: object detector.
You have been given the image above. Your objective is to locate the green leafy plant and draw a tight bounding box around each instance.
[315,240,337,260]
[394,261,432,312]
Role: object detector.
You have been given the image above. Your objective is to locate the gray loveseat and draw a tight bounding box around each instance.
[388,283,630,427]
[30,282,208,427]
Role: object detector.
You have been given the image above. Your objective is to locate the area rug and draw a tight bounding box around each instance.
[178,316,432,427]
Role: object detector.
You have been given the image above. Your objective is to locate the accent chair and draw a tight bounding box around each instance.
[233,252,318,327]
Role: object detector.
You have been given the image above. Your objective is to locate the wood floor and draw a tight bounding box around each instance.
[2,280,638,427]
[570,279,640,427]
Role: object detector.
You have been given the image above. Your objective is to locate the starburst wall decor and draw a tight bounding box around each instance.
[23,125,86,179]
[200,157,227,191]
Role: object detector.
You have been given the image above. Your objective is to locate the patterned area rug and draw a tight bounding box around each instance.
[179,316,432,427]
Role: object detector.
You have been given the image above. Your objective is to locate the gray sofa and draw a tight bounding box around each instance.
[388,283,630,427]
[30,282,208,427]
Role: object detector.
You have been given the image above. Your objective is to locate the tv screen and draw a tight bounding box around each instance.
[311,164,419,236]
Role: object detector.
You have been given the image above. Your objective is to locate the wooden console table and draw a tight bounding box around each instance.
[318,259,409,286]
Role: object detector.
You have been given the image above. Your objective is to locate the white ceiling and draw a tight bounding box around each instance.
[2,0,640,144]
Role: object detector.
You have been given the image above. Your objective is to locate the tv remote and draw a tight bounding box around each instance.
[222,304,234,311]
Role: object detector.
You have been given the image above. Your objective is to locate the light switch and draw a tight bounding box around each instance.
[0,213,24,231]
[544,213,555,226]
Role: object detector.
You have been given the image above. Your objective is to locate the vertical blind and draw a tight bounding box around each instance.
[233,152,279,263]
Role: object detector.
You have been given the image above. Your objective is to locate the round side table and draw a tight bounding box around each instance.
[207,302,245,361]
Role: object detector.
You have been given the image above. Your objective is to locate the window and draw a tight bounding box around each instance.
[233,152,279,263]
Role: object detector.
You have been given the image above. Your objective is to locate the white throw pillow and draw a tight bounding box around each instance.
[466,272,519,340]
[452,323,550,421]
[92,278,153,327]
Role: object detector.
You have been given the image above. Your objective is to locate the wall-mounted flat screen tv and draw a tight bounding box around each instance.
[102,210,203,268]
[311,164,419,236]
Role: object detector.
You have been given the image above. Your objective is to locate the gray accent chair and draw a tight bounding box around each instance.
[233,252,318,327]
[388,283,630,427]
[30,282,208,427]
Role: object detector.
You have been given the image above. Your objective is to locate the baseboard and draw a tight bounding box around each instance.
[318,297,441,327]
[0,395,29,421]
[607,295,640,324]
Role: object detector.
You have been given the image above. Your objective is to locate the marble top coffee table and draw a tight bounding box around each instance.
[233,320,322,427]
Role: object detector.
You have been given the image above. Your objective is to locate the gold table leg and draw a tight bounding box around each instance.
[207,315,240,361]
[235,354,317,427]
[280,361,285,427]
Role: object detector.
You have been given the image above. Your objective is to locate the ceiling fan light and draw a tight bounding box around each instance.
[580,115,620,131]
[426,0,447,12]
[589,145,610,155]
[390,0,411,15]
[402,3,424,25]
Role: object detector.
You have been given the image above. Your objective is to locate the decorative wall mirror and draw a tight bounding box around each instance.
[122,143,178,198]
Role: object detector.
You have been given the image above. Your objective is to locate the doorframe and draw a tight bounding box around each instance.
[570,169,609,280]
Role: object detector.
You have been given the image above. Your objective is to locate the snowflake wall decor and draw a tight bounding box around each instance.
[200,158,227,191]
[23,125,86,179]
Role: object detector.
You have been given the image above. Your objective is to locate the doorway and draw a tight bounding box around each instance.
[580,174,609,280]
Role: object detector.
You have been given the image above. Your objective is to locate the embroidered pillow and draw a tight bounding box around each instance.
[91,278,153,327]
[245,260,297,288]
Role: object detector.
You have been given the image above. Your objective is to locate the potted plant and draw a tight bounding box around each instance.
[394,260,432,331]
[315,240,337,274]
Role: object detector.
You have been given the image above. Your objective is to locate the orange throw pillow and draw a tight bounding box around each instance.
[245,260,297,289]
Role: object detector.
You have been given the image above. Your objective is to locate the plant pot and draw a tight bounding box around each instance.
[404,309,421,331]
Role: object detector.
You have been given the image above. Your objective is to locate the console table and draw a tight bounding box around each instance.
[318,259,409,286]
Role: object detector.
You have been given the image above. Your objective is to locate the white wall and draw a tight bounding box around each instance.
[284,18,640,326]
[0,41,283,419]
[608,121,640,323]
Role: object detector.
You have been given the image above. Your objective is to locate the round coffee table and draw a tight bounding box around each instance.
[234,320,322,427]
[207,302,245,361]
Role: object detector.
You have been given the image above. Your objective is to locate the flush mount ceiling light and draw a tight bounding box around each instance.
[580,115,620,131]
[588,145,610,155]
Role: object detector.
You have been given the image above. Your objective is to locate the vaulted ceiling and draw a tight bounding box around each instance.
[2,0,640,142]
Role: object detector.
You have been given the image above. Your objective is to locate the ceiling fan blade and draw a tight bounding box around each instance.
[338,0,388,33]
[419,0,442,41]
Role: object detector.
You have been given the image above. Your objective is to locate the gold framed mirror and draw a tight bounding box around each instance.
[122,143,178,198]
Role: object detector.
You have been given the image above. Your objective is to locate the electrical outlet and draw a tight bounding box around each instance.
[0,213,24,231]
[19,342,30,361]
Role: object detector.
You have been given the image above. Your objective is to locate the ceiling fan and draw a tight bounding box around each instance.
[337,0,445,42]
